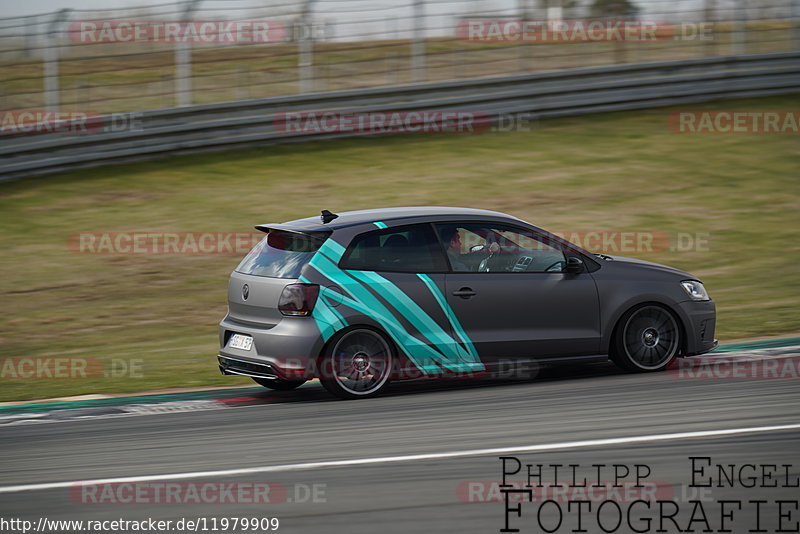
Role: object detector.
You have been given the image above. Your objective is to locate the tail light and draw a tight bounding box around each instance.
[278,283,319,316]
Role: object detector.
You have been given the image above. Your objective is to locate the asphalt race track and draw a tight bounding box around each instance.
[1,347,798,534]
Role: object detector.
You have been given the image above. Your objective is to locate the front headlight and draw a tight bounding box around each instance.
[681,280,710,301]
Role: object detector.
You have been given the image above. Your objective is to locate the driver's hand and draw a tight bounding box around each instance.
[488,242,500,254]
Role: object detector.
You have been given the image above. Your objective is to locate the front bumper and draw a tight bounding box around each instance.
[677,299,717,356]
[218,314,324,380]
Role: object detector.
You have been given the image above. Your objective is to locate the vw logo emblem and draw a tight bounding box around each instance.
[242,284,249,300]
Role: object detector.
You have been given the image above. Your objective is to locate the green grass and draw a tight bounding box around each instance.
[1,94,798,401]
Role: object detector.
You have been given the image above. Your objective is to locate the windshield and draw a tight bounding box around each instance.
[235,230,326,279]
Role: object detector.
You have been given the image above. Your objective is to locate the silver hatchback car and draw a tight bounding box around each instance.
[219,207,716,399]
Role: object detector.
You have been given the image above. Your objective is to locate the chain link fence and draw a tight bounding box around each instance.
[1,0,798,114]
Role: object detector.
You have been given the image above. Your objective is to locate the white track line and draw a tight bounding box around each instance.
[1,423,799,494]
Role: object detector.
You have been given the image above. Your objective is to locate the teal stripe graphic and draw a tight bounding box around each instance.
[309,253,449,372]
[301,270,347,342]
[309,242,350,342]
[373,221,388,229]
[349,270,481,370]
[304,238,483,374]
[321,239,346,259]
[417,273,478,358]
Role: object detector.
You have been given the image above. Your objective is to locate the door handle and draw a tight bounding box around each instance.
[452,287,476,298]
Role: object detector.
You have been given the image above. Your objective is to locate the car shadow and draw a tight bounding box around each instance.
[216,362,630,407]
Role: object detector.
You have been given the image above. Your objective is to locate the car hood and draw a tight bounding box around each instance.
[602,255,697,280]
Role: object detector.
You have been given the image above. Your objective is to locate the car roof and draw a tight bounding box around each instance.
[257,206,524,233]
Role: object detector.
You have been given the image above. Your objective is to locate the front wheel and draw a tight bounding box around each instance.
[252,377,306,390]
[611,304,681,372]
[320,328,394,399]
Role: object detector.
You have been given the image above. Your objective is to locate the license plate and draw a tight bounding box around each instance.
[228,334,253,351]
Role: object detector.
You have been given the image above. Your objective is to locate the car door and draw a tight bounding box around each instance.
[338,223,485,376]
[435,222,601,362]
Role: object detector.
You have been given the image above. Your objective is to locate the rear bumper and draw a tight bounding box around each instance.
[677,299,717,356]
[218,314,324,379]
[219,355,281,380]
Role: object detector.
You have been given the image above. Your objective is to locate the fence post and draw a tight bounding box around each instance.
[731,0,745,55]
[411,0,426,82]
[175,0,201,107]
[518,0,531,72]
[24,15,37,58]
[298,0,316,93]
[704,0,716,56]
[793,0,800,50]
[613,0,627,64]
[43,9,70,111]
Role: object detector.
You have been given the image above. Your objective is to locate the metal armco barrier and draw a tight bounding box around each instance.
[1,51,798,182]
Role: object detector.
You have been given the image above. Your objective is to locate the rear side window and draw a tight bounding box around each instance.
[340,224,447,273]
[236,230,326,279]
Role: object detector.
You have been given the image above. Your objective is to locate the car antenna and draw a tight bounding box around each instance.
[320,210,339,224]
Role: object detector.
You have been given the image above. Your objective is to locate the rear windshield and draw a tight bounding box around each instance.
[235,230,326,279]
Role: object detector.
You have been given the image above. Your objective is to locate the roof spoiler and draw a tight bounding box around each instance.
[254,223,331,240]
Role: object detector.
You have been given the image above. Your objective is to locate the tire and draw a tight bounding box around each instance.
[611,304,681,372]
[251,377,306,390]
[319,328,393,399]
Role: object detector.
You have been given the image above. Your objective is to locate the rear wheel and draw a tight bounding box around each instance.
[611,304,681,372]
[251,377,306,390]
[320,328,393,399]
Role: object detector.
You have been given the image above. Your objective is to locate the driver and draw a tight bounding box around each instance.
[440,227,470,272]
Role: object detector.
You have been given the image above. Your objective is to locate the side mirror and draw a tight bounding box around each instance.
[566,256,585,274]
[469,244,486,253]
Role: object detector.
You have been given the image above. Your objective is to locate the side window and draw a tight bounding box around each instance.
[340,224,448,273]
[435,223,566,273]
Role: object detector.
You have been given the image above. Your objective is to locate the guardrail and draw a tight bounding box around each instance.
[1,51,798,182]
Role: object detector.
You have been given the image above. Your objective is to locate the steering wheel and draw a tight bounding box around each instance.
[478,245,506,272]
[478,253,492,272]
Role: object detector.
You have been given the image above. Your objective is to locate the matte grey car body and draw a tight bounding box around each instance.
[219,207,717,398]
